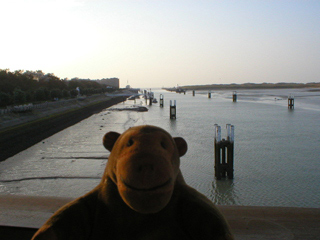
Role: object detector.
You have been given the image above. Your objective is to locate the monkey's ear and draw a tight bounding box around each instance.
[174,137,188,157]
[103,132,120,151]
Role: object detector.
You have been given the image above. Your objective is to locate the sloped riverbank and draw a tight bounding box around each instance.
[0,96,125,161]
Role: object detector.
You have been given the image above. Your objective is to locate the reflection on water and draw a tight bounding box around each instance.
[169,118,177,131]
[211,179,239,205]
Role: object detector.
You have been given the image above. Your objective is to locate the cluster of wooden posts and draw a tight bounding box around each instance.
[160,95,235,179]
[152,89,295,120]
[158,93,235,180]
[156,94,176,119]
[193,90,295,108]
[169,100,176,119]
[192,90,237,100]
[214,124,234,180]
[143,91,176,119]
[143,90,154,106]
[288,94,294,109]
[145,89,297,180]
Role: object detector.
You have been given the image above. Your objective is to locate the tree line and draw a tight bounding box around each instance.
[0,69,116,107]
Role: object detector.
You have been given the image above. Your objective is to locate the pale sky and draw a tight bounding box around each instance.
[1,0,319,88]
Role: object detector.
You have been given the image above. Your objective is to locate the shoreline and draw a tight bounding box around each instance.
[178,82,320,91]
[0,95,125,162]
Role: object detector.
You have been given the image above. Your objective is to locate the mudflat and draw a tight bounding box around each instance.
[0,95,125,161]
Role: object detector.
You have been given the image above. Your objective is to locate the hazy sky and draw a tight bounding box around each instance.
[1,0,319,88]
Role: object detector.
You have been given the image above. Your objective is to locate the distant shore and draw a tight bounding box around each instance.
[0,95,125,162]
[164,82,320,92]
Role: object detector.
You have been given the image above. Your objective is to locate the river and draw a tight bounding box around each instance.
[0,88,319,208]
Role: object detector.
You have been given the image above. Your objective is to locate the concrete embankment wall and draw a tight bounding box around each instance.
[1,195,319,240]
[0,96,124,162]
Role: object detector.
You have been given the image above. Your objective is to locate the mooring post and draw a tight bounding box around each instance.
[149,91,154,106]
[288,94,294,109]
[208,91,211,98]
[233,91,237,102]
[193,90,195,96]
[214,124,234,180]
[214,124,222,180]
[160,94,164,107]
[226,124,234,179]
[144,90,147,104]
[170,100,176,119]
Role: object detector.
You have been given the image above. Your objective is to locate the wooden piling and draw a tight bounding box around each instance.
[226,124,234,179]
[288,94,294,109]
[214,124,234,180]
[208,92,211,98]
[233,91,237,102]
[170,100,176,119]
[148,91,154,106]
[160,94,164,107]
[193,90,195,96]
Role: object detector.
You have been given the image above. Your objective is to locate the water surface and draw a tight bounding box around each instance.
[0,88,319,208]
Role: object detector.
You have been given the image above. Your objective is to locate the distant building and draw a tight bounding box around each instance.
[98,78,120,89]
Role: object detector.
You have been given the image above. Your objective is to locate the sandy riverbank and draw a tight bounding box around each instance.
[0,195,319,240]
[0,95,126,161]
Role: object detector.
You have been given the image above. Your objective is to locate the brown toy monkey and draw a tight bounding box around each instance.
[32,125,233,240]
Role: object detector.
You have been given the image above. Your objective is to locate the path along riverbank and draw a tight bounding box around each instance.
[0,94,125,161]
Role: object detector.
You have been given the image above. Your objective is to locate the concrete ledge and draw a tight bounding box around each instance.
[219,205,320,240]
[0,195,73,228]
[0,195,319,239]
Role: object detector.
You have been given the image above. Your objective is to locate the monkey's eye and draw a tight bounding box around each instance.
[127,139,134,147]
[161,141,167,149]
